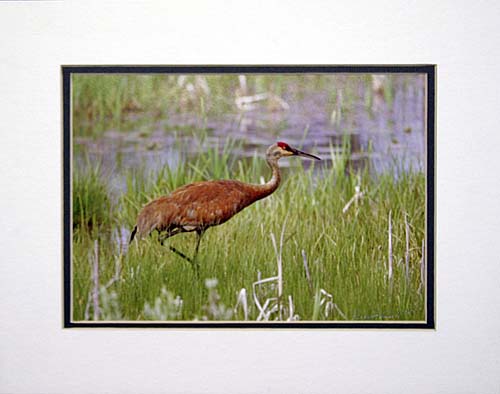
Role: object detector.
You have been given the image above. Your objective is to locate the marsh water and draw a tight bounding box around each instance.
[73,74,426,193]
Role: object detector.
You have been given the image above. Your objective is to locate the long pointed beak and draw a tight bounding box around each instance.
[292,148,321,160]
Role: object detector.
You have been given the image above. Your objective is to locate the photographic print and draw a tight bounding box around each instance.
[63,65,435,328]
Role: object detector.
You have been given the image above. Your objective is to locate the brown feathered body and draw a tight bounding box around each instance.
[133,169,280,241]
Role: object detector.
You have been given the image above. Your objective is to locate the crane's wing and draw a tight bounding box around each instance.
[166,180,256,227]
[136,180,260,236]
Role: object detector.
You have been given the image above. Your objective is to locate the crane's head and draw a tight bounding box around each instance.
[267,141,321,163]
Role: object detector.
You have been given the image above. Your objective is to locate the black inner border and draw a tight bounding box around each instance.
[63,65,436,329]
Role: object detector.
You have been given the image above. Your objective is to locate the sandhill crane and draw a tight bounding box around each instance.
[129,142,320,271]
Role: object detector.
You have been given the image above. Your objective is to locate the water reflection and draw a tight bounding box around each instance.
[74,74,426,193]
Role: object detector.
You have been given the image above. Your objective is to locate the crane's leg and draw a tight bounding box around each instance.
[191,229,205,275]
[158,228,180,245]
[169,246,193,263]
[158,228,204,276]
[158,229,194,263]
[158,228,206,277]
[194,229,204,258]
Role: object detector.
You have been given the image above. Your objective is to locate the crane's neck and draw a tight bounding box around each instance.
[253,157,281,200]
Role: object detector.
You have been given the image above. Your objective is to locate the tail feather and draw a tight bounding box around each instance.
[129,225,138,244]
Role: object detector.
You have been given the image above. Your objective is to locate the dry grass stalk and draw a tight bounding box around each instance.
[286,296,299,321]
[330,89,343,126]
[235,92,289,111]
[404,212,410,284]
[252,276,279,321]
[92,240,100,320]
[270,233,282,299]
[288,295,294,321]
[258,298,278,321]
[84,243,122,321]
[252,221,300,321]
[301,249,313,293]
[418,239,426,293]
[270,220,287,319]
[238,75,248,95]
[234,288,249,320]
[319,289,347,320]
[342,185,364,214]
[388,210,393,282]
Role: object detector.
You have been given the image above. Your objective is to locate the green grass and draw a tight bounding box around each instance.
[73,160,113,230]
[72,144,426,322]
